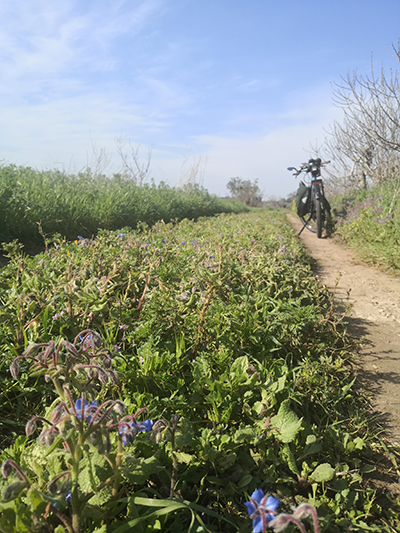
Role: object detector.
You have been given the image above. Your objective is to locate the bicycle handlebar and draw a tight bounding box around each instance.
[287,160,330,177]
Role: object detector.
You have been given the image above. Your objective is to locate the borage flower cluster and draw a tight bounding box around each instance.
[245,490,320,533]
[9,330,118,389]
[3,330,155,533]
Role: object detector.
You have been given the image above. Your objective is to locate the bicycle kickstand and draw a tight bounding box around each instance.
[297,215,312,236]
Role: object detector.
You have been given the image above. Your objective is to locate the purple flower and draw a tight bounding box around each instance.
[75,399,97,423]
[244,490,279,533]
[119,420,153,446]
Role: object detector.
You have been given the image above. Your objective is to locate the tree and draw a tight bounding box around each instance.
[226,177,263,206]
[323,41,400,193]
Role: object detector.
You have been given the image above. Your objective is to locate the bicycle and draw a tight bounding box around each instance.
[287,158,332,238]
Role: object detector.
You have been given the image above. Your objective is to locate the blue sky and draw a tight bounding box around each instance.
[1,0,400,198]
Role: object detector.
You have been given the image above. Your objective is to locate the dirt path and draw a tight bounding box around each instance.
[287,213,400,444]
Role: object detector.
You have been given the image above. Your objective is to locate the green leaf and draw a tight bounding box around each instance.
[229,355,249,383]
[26,488,47,513]
[299,434,323,459]
[233,426,257,443]
[122,455,160,485]
[310,463,335,483]
[175,451,195,464]
[268,374,286,393]
[112,497,237,533]
[79,443,113,506]
[281,444,300,476]
[270,399,302,443]
[238,473,253,487]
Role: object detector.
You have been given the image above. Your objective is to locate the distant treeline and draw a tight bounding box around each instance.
[0,165,248,246]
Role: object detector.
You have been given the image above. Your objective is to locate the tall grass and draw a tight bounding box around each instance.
[332,178,400,273]
[0,164,247,246]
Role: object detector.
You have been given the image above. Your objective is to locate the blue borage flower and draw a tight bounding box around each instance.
[75,399,97,423]
[119,420,153,446]
[244,489,279,533]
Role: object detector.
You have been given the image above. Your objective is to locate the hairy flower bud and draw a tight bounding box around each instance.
[47,479,58,495]
[63,341,79,358]
[114,401,126,415]
[43,342,55,366]
[97,368,108,384]
[2,480,27,501]
[91,331,102,349]
[171,413,180,429]
[1,460,13,478]
[108,370,119,385]
[102,353,112,368]
[269,515,292,532]
[25,418,37,437]
[50,403,66,424]
[38,429,56,447]
[23,343,41,357]
[80,331,102,352]
[293,503,313,520]
[9,360,19,378]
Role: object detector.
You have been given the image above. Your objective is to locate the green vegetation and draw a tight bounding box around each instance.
[332,178,400,274]
[0,211,398,532]
[0,164,247,246]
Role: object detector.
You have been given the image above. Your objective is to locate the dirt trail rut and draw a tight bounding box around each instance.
[287,213,400,444]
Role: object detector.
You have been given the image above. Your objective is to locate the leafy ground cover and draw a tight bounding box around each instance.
[0,211,399,532]
[332,179,400,274]
[0,164,247,247]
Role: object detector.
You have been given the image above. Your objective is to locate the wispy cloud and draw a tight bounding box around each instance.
[0,0,165,99]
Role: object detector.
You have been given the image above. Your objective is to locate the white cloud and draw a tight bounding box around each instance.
[0,0,165,99]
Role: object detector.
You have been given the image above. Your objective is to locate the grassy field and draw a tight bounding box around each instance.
[0,164,247,247]
[0,209,399,532]
[332,179,400,274]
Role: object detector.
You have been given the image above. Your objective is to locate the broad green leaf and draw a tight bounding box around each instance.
[310,463,335,483]
[175,451,195,464]
[122,455,160,485]
[233,426,257,443]
[79,443,113,506]
[26,488,47,513]
[217,452,237,471]
[268,374,286,393]
[229,355,249,383]
[270,399,302,443]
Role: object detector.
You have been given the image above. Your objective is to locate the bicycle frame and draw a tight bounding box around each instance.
[288,159,331,238]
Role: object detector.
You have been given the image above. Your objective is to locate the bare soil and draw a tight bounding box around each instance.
[287,213,400,445]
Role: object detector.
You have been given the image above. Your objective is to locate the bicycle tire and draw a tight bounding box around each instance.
[315,198,322,238]
[323,198,332,235]
[299,215,317,233]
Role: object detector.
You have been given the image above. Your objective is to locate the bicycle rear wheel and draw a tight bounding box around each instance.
[299,215,317,233]
[323,198,332,235]
[316,198,322,238]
